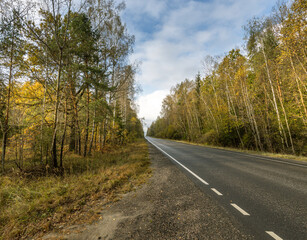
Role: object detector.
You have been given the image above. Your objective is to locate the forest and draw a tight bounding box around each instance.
[0,0,144,173]
[147,0,306,156]
[0,1,149,238]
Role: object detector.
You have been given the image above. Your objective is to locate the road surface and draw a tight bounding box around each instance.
[146,137,307,240]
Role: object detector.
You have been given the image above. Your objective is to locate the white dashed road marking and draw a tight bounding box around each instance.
[211,188,223,196]
[230,203,250,216]
[265,231,283,240]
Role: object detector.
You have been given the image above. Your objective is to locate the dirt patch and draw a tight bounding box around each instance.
[42,143,253,240]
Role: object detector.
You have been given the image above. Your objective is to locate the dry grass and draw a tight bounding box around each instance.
[173,139,307,162]
[0,139,151,240]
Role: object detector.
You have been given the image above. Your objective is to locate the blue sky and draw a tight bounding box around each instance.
[120,0,277,130]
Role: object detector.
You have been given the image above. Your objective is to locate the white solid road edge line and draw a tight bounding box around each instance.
[147,138,209,185]
[211,188,223,196]
[265,231,283,240]
[230,203,250,216]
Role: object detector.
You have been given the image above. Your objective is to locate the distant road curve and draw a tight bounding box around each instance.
[146,137,307,240]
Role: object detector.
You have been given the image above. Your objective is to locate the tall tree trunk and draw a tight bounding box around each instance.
[276,77,295,154]
[60,97,68,168]
[1,31,14,173]
[295,54,307,76]
[184,94,192,141]
[289,54,307,122]
[51,50,63,168]
[261,41,286,151]
[77,120,81,155]
[99,123,103,152]
[40,77,47,165]
[201,95,219,134]
[225,79,244,147]
[69,114,76,151]
[74,99,81,155]
[83,86,90,157]
[240,77,263,151]
[210,76,220,114]
[49,0,71,167]
[41,44,48,165]
[69,76,81,155]
[88,105,96,156]
[68,67,76,152]
[1,132,8,173]
[102,118,108,151]
[264,85,274,151]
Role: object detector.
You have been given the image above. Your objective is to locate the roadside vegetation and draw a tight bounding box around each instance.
[0,0,149,239]
[148,0,306,157]
[0,0,144,174]
[0,139,150,240]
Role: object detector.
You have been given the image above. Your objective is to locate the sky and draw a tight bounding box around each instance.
[119,0,277,132]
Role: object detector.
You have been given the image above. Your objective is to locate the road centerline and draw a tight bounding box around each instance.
[211,188,223,196]
[147,138,209,185]
[230,203,250,216]
[265,231,283,240]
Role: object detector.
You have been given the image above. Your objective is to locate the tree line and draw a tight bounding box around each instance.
[0,0,144,173]
[148,0,306,156]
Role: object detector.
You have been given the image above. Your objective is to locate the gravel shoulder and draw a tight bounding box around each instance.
[44,143,253,240]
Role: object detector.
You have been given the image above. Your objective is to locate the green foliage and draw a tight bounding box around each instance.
[0,0,144,173]
[148,0,306,156]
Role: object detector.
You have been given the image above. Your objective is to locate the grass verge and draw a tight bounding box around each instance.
[0,139,151,240]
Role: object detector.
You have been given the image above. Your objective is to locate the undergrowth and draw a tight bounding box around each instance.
[0,139,151,240]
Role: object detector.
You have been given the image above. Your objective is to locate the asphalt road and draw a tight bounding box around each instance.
[146,137,307,240]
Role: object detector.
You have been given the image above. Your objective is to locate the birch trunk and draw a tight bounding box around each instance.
[261,41,286,151]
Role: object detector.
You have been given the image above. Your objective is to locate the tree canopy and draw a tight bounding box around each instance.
[0,0,144,173]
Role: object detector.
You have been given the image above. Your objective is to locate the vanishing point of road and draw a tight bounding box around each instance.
[146,137,307,240]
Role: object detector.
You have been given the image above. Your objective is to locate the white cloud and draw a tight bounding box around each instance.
[123,0,277,128]
[136,90,169,128]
